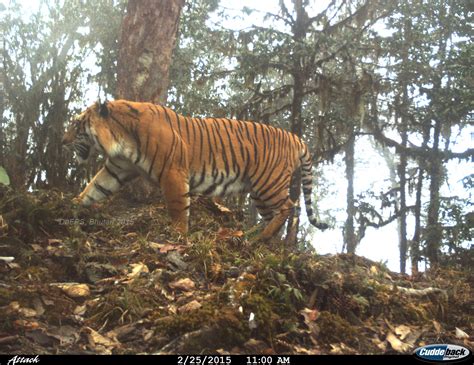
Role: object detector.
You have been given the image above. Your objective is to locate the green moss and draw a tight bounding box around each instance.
[317,311,359,347]
[154,305,249,351]
[154,304,216,337]
[241,293,279,340]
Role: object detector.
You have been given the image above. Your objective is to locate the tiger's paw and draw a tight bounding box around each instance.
[245,223,263,242]
[72,196,83,206]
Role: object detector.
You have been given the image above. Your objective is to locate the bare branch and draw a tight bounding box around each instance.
[369,121,474,161]
[278,0,295,26]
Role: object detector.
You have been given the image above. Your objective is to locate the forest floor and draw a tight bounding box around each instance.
[0,186,472,354]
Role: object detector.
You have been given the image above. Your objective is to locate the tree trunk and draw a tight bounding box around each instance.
[43,79,70,188]
[397,18,412,274]
[426,119,442,267]
[0,70,4,166]
[379,143,401,249]
[117,0,184,104]
[398,126,408,273]
[411,167,423,275]
[411,121,430,275]
[286,0,307,245]
[11,104,40,188]
[116,0,184,200]
[425,8,448,269]
[344,133,357,253]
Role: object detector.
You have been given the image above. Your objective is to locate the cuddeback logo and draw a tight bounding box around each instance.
[414,344,472,363]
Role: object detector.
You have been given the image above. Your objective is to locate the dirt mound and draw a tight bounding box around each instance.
[0,187,472,354]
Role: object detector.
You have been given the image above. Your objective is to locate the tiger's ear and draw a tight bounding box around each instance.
[97,100,109,118]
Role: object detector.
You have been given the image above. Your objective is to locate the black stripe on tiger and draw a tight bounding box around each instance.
[94,182,113,197]
[64,99,329,241]
[104,163,123,186]
[299,148,329,231]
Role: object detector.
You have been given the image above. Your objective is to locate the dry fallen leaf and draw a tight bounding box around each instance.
[48,238,62,245]
[214,201,232,214]
[168,304,178,315]
[160,244,186,254]
[73,304,87,315]
[433,320,442,334]
[330,342,357,354]
[293,345,320,355]
[371,336,387,351]
[161,288,175,301]
[56,283,91,298]
[455,327,469,339]
[386,331,412,352]
[147,241,188,254]
[13,319,40,331]
[42,297,55,306]
[299,308,320,337]
[7,262,20,270]
[148,241,165,250]
[169,278,195,291]
[0,215,8,233]
[142,329,154,342]
[300,307,320,322]
[178,300,202,313]
[126,262,149,281]
[211,263,222,277]
[8,301,20,312]
[217,228,244,240]
[18,307,37,318]
[84,327,120,354]
[395,324,412,340]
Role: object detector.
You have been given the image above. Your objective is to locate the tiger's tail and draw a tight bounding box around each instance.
[300,145,328,230]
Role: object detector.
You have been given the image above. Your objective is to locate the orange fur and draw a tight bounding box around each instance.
[62,100,327,240]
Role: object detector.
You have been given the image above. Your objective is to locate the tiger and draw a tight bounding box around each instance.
[62,100,328,240]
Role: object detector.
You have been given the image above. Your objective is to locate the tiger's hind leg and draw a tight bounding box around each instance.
[252,195,274,224]
[252,191,294,242]
[160,170,190,234]
[259,198,294,241]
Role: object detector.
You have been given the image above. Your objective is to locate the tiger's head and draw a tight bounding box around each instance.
[62,101,109,164]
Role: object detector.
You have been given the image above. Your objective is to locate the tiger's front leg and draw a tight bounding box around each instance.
[74,158,138,206]
[160,169,190,234]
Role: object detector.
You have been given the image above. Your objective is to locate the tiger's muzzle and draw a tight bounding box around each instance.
[62,136,92,165]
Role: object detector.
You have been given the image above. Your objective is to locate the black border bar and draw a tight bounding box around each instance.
[0,354,472,365]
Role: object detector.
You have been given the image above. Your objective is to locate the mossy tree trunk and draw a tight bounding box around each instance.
[286,0,308,245]
[411,167,423,275]
[344,133,357,253]
[116,0,184,199]
[117,0,184,104]
[397,18,410,274]
[426,119,442,267]
[398,118,408,273]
